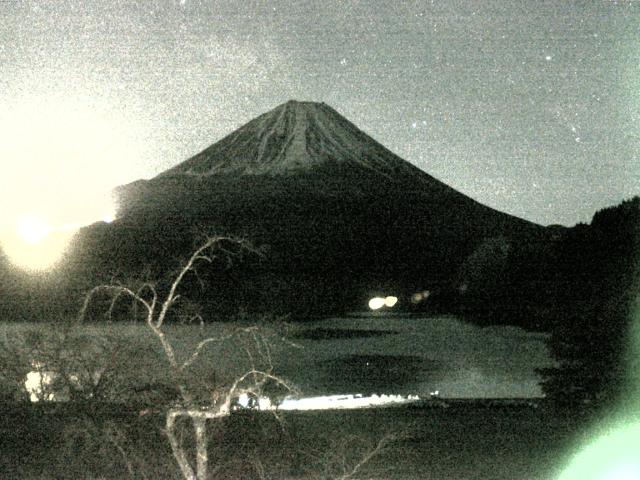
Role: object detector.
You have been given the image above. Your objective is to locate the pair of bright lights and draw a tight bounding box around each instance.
[368,296,398,310]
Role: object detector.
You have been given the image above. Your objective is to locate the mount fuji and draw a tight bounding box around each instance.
[70,100,543,315]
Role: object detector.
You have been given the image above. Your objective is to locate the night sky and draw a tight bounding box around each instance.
[2,0,639,227]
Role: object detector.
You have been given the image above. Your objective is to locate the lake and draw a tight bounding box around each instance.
[2,314,553,402]
[280,314,553,399]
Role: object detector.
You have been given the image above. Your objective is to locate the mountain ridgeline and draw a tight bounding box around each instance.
[62,100,545,318]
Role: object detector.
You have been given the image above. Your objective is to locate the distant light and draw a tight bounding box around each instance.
[384,296,398,307]
[368,297,386,310]
[411,290,431,304]
[278,393,420,411]
[24,369,56,402]
[237,393,251,408]
[257,397,272,410]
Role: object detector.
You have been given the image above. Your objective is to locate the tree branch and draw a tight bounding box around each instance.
[78,285,152,324]
[180,332,238,371]
[155,236,236,328]
[166,411,196,480]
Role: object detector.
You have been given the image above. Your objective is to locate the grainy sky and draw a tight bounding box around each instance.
[1,0,639,226]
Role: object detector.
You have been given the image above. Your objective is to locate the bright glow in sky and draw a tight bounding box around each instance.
[0,95,138,270]
[17,215,51,245]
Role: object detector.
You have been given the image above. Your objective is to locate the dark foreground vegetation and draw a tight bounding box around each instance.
[0,402,585,480]
[0,196,637,478]
[457,197,640,410]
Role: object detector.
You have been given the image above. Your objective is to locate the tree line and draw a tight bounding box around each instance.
[456,196,640,408]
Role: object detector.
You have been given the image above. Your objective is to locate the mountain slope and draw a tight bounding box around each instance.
[159,100,434,181]
[74,100,543,315]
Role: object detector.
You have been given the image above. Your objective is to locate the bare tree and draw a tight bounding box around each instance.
[80,236,295,480]
[76,236,408,480]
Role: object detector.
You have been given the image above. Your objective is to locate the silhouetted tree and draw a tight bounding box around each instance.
[538,197,640,408]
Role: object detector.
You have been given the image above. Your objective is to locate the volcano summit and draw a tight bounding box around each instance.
[160,100,435,181]
[71,100,542,315]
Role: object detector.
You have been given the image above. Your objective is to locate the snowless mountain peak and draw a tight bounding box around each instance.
[158,100,424,179]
